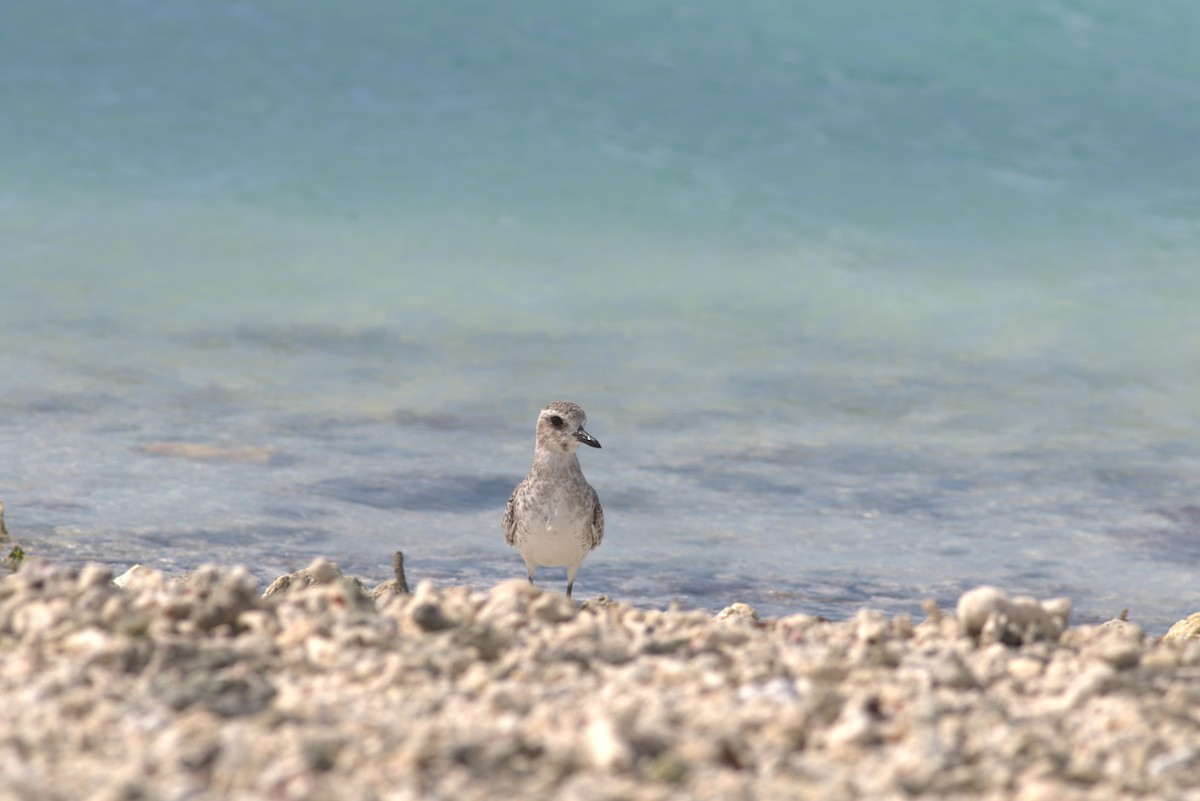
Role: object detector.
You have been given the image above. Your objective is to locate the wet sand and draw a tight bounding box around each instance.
[2,558,1199,800]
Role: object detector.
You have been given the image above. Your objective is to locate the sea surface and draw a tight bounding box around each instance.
[3,1,1199,632]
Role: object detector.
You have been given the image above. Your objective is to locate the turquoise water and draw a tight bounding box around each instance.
[4,1,1199,630]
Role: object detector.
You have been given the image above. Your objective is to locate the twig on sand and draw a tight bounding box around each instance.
[392,551,410,594]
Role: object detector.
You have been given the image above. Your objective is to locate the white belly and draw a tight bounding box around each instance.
[518,486,592,567]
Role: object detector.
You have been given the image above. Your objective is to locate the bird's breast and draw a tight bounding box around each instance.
[525,484,591,534]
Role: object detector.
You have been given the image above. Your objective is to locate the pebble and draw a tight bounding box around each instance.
[1163,612,1200,642]
[956,585,1071,645]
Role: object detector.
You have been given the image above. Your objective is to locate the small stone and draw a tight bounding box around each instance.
[585,715,633,771]
[927,650,977,689]
[1008,656,1044,682]
[1139,647,1178,669]
[1147,746,1197,776]
[921,598,944,624]
[716,603,758,623]
[529,592,577,623]
[737,678,799,704]
[853,608,889,642]
[1094,640,1140,670]
[957,586,1008,638]
[1163,612,1200,642]
[1041,597,1072,627]
[825,699,882,751]
[370,580,408,604]
[411,601,456,633]
[77,563,113,590]
[113,564,165,592]
[581,594,615,610]
[1052,663,1116,711]
[475,579,542,627]
[263,558,344,598]
[956,586,1069,646]
[1097,617,1142,638]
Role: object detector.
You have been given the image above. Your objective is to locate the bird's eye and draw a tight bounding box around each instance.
[549,415,564,428]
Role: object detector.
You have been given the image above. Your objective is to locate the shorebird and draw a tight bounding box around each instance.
[503,402,604,597]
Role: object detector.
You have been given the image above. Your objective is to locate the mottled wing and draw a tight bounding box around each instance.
[503,485,521,546]
[587,485,604,550]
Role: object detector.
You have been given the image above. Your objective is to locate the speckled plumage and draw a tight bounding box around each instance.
[503,402,604,598]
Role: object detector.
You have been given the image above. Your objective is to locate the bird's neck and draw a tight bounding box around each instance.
[533,447,581,473]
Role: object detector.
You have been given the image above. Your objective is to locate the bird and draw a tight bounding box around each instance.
[503,401,604,598]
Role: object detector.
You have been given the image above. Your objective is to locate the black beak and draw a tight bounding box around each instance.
[575,428,601,448]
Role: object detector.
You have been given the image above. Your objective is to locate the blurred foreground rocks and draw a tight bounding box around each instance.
[2,560,1200,800]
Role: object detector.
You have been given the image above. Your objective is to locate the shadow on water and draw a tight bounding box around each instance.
[308,472,662,514]
[308,473,515,512]
[186,324,424,360]
[392,410,487,431]
[1109,506,1200,563]
[16,392,124,416]
[137,525,329,550]
[657,463,806,496]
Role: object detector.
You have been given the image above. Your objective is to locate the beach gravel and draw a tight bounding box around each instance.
[2,558,1200,800]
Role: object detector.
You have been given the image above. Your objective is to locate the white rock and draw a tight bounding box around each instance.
[77,563,113,590]
[956,586,1070,645]
[113,564,165,591]
[1163,612,1200,642]
[716,602,758,623]
[584,715,632,771]
[956,586,1009,638]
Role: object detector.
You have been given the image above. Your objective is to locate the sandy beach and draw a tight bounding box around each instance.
[2,557,1199,801]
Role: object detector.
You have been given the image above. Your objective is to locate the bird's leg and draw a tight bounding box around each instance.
[566,562,581,599]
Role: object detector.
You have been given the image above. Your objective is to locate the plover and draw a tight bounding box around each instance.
[503,401,604,597]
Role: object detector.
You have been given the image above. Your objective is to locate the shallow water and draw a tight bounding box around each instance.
[4,0,1199,631]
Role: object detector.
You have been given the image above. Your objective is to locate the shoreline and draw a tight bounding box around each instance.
[3,558,1200,800]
